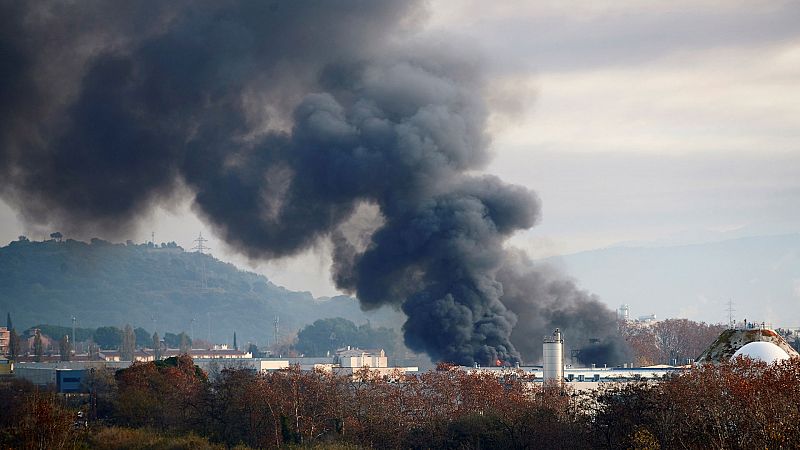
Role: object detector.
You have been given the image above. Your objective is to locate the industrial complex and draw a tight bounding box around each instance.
[4,322,795,394]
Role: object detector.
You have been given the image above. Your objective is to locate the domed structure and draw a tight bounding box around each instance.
[696,328,799,364]
[731,341,790,363]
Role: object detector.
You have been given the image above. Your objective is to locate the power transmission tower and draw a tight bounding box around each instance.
[192,232,209,254]
[191,232,211,288]
[726,299,736,328]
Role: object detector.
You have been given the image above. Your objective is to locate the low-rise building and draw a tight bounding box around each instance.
[179,348,252,359]
[13,367,87,393]
[335,347,388,368]
[98,350,155,362]
[460,364,683,391]
[97,348,252,362]
[193,358,290,375]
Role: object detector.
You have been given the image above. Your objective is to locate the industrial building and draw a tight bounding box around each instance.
[14,367,87,393]
[334,347,388,368]
[459,325,800,391]
[98,347,252,362]
[461,363,681,391]
[458,328,684,391]
[9,345,417,388]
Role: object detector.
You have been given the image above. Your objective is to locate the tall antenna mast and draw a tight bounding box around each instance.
[208,312,212,345]
[72,316,76,355]
[273,316,279,348]
[726,299,736,328]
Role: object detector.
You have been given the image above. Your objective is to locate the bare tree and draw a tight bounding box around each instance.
[652,319,725,364]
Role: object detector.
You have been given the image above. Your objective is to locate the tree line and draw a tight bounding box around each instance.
[6,315,400,363]
[4,319,194,362]
[620,318,727,366]
[2,355,799,448]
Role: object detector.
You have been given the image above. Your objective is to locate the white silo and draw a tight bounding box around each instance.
[543,328,564,383]
[618,304,630,322]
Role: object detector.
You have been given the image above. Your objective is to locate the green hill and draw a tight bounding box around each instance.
[0,237,399,346]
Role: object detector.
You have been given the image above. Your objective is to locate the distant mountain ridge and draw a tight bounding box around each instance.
[0,238,400,345]
[543,233,800,326]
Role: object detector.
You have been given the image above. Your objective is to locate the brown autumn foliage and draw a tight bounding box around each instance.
[194,363,591,449]
[206,365,350,448]
[0,378,82,449]
[592,357,800,449]
[199,358,800,449]
[114,355,208,431]
[4,355,800,449]
[620,318,726,365]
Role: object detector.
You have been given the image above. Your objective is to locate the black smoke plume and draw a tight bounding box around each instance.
[0,0,627,366]
[498,251,631,366]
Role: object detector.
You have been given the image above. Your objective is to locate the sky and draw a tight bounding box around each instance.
[1,1,798,304]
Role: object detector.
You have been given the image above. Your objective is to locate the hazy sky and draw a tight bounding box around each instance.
[2,1,798,302]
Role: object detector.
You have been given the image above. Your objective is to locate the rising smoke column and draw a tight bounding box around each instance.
[498,250,632,366]
[0,0,626,366]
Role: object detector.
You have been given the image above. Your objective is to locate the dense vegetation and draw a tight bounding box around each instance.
[1,237,736,367]
[0,237,401,346]
[31,324,96,343]
[295,318,399,356]
[619,318,727,366]
[2,356,799,448]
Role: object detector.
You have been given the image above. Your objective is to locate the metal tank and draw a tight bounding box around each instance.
[543,328,564,383]
[618,304,630,321]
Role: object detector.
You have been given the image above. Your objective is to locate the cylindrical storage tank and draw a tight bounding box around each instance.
[543,328,564,382]
[618,304,630,321]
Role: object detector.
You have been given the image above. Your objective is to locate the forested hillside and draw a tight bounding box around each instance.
[0,237,399,345]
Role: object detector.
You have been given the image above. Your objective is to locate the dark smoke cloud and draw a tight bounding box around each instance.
[498,250,631,366]
[0,0,412,234]
[0,0,627,365]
